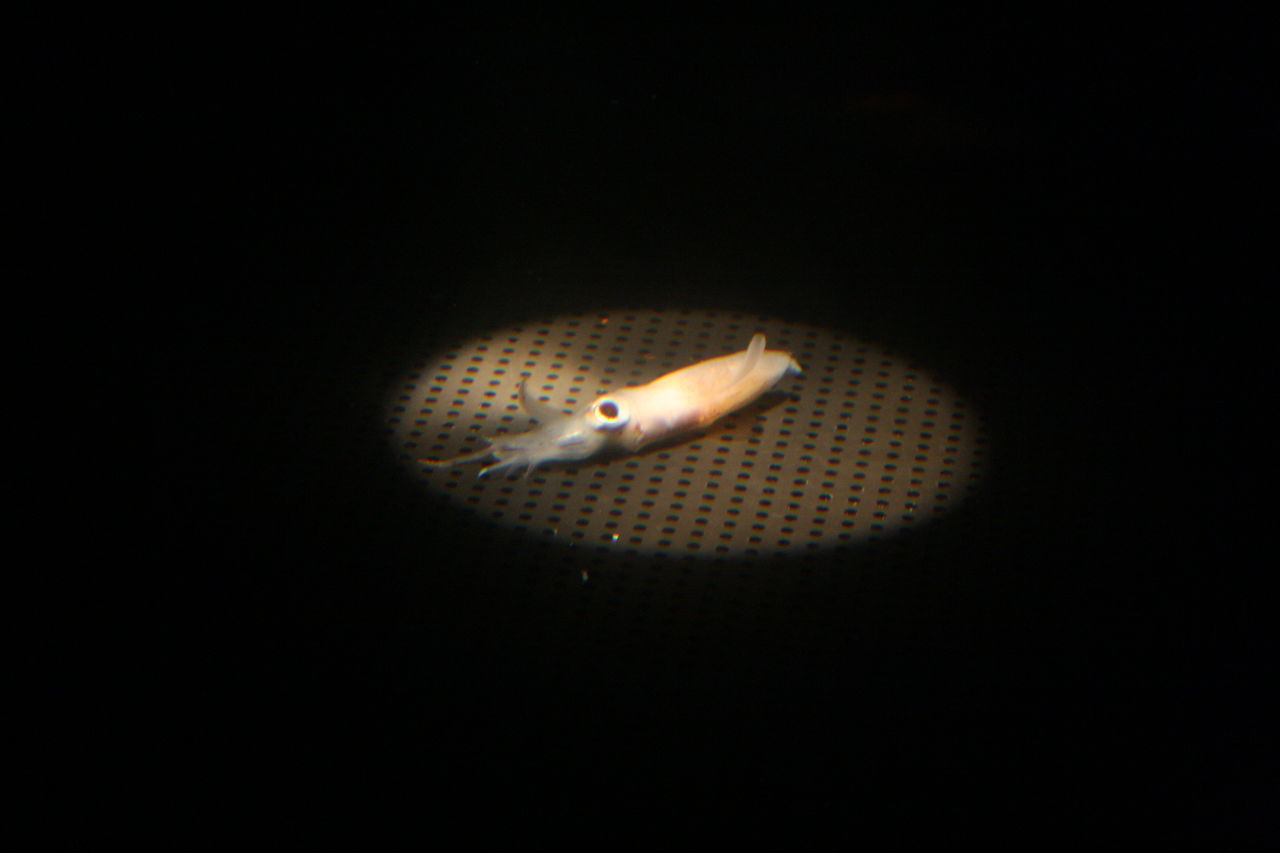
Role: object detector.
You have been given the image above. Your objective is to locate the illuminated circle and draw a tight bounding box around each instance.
[385,310,986,557]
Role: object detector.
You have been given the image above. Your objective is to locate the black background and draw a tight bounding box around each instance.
[139,9,1270,841]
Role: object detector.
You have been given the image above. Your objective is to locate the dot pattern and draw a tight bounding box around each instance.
[385,310,985,557]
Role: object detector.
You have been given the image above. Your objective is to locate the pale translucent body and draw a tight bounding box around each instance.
[421,334,802,477]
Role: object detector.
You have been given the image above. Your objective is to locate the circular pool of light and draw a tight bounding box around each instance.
[386,309,985,557]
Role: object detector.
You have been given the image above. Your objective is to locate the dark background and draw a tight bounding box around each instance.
[141,9,1270,840]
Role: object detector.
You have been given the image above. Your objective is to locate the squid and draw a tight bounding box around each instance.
[420,333,802,477]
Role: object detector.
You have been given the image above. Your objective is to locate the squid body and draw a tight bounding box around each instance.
[421,333,802,477]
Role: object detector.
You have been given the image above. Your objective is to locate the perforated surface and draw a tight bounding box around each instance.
[386,310,985,557]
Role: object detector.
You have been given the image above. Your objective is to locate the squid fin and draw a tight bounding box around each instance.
[725,333,766,387]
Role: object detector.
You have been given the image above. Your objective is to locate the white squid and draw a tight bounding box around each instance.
[421,333,802,477]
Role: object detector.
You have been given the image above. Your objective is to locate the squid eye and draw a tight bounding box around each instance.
[591,397,630,430]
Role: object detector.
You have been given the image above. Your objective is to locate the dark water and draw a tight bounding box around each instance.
[148,12,1270,840]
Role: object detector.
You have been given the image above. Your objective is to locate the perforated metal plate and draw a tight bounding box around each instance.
[386,309,984,557]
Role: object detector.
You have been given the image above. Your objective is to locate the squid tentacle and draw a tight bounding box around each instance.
[518,379,570,424]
